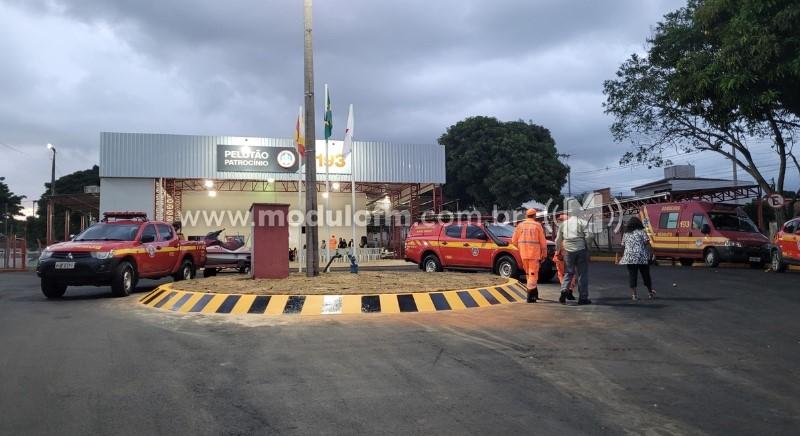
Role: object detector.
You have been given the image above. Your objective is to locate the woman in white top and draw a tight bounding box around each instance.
[620,217,656,301]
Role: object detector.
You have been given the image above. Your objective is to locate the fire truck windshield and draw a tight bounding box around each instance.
[74,223,141,241]
[486,223,514,238]
[708,213,759,233]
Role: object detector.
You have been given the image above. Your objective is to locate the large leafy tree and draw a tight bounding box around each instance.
[603,0,800,222]
[438,116,568,210]
[0,177,25,236]
[27,165,100,246]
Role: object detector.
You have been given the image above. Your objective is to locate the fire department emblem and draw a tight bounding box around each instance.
[145,245,156,258]
[277,150,296,169]
[695,239,703,247]
[471,247,479,257]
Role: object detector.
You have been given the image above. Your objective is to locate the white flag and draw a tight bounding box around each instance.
[342,104,354,156]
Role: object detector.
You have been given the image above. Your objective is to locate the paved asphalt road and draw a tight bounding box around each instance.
[1,263,798,435]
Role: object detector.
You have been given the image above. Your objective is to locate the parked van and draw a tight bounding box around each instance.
[640,201,769,268]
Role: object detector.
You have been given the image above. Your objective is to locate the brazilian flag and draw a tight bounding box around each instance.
[324,85,333,140]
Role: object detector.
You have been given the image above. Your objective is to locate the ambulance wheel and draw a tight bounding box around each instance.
[679,258,694,267]
[422,254,442,272]
[703,248,720,268]
[111,261,136,297]
[771,250,787,273]
[203,267,217,278]
[495,255,518,279]
[173,259,194,281]
[41,278,67,299]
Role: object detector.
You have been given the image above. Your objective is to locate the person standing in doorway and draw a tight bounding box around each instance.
[555,207,594,305]
[512,209,548,303]
[620,217,656,301]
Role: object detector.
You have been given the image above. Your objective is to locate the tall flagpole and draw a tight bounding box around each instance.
[303,0,319,276]
[296,105,304,273]
[348,105,357,260]
[324,83,331,260]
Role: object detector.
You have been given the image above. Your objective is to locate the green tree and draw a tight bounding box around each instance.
[438,116,568,210]
[0,177,26,237]
[603,0,800,223]
[29,165,100,246]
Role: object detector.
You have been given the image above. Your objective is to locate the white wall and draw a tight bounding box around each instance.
[100,178,155,219]
[180,190,368,250]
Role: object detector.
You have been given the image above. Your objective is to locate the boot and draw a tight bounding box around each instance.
[577,298,592,305]
[527,288,538,303]
[558,291,568,305]
[566,289,576,300]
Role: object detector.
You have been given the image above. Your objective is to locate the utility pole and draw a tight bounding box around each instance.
[46,143,56,245]
[303,0,320,276]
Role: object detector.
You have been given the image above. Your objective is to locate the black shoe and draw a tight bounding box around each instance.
[527,289,538,303]
[566,290,576,301]
[577,298,592,305]
[558,291,568,305]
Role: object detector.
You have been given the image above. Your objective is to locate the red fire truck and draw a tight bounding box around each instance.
[404,220,556,282]
[36,212,207,299]
[771,217,800,272]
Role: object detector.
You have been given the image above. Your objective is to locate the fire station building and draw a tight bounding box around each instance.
[98,132,446,254]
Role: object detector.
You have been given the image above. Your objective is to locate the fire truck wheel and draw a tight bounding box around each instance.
[203,267,218,278]
[495,255,518,279]
[703,248,720,268]
[238,261,250,274]
[111,261,136,297]
[771,250,787,273]
[41,278,67,299]
[422,254,442,273]
[679,258,694,267]
[173,259,194,281]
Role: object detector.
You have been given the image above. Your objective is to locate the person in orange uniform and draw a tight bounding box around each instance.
[553,214,576,300]
[512,208,548,303]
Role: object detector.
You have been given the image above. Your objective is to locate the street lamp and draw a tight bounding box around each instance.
[46,143,56,245]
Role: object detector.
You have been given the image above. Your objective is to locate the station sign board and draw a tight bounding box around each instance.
[216,144,299,173]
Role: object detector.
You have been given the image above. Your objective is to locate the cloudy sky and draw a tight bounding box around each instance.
[1,0,793,214]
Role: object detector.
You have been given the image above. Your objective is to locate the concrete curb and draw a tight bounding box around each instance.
[138,279,530,316]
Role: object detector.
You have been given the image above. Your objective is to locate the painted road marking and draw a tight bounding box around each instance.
[247,296,271,314]
[140,279,526,316]
[361,295,381,313]
[397,294,418,312]
[429,293,451,311]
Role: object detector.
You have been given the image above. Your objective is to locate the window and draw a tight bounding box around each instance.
[692,214,708,230]
[141,224,157,242]
[659,212,679,229]
[444,225,462,238]
[486,223,514,238]
[708,213,759,233]
[465,225,488,240]
[784,221,797,234]
[157,224,174,241]
[74,223,141,241]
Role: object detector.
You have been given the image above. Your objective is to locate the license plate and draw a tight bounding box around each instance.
[55,262,76,269]
[748,256,761,263]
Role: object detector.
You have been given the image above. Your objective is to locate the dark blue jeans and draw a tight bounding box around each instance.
[561,249,589,299]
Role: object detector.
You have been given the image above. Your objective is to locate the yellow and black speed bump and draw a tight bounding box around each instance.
[138,279,531,316]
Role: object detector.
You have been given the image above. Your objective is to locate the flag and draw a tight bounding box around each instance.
[324,84,333,140]
[294,105,305,157]
[342,104,354,156]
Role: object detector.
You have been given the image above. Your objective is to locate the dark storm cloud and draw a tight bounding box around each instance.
[1,0,686,204]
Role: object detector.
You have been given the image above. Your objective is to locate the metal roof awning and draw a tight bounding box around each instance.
[50,193,100,213]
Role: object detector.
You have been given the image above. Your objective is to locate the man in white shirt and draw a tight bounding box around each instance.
[555,212,594,305]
